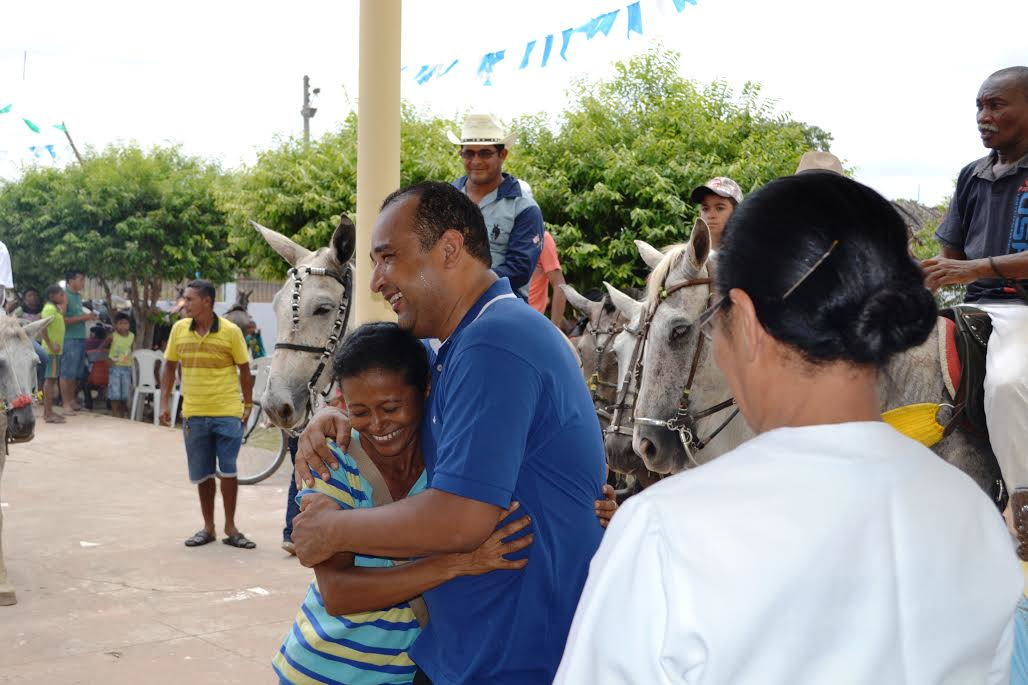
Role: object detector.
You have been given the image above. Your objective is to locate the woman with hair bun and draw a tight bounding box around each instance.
[556,173,1022,684]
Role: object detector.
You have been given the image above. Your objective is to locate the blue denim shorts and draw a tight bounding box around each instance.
[183,416,244,483]
[108,366,132,401]
[59,338,86,380]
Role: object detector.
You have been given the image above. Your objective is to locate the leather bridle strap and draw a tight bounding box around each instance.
[273,265,353,436]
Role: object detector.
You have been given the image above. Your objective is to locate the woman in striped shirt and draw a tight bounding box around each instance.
[275,322,616,685]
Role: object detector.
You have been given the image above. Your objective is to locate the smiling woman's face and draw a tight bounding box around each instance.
[341,368,424,459]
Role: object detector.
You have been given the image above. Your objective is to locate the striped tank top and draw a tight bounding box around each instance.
[273,440,427,685]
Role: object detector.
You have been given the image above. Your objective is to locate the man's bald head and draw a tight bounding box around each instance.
[985,66,1028,100]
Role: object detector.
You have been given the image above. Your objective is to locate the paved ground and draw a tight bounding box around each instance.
[1,409,309,684]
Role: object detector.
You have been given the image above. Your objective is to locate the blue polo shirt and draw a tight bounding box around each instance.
[411,278,606,685]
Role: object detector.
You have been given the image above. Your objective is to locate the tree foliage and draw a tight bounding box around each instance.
[220,104,462,280]
[2,47,843,320]
[509,49,833,291]
[0,145,234,346]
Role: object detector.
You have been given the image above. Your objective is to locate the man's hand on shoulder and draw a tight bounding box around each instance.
[293,492,343,567]
[296,406,352,488]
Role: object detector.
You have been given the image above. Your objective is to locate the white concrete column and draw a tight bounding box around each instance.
[355,0,401,325]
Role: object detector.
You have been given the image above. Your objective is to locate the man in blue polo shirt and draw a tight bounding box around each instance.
[291,181,606,684]
[448,113,544,301]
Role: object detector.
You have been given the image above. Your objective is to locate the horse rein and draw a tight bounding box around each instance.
[273,264,353,437]
[583,311,625,428]
[621,276,739,468]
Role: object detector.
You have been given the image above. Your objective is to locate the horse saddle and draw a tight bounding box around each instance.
[938,306,992,438]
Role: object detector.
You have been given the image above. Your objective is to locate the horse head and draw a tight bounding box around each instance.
[0,315,50,443]
[629,219,734,474]
[253,217,355,431]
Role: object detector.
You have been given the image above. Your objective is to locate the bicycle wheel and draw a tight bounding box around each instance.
[237,408,289,485]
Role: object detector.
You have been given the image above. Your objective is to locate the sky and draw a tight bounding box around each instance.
[0,0,1024,207]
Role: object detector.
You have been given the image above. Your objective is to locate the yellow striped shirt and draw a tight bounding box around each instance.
[164,316,249,418]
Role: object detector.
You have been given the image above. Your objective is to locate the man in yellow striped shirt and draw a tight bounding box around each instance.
[161,280,256,549]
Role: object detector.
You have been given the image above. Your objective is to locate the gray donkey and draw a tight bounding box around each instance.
[0,313,51,605]
[250,218,355,433]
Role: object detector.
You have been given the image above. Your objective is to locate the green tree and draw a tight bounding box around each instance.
[220,104,462,279]
[0,144,234,347]
[510,48,834,291]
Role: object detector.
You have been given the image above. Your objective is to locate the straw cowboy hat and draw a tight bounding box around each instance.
[447,113,518,147]
[796,151,844,175]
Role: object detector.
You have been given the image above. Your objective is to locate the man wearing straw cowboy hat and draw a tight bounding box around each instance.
[449,113,544,300]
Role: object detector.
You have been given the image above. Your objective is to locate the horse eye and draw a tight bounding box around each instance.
[669,324,690,342]
[313,305,333,316]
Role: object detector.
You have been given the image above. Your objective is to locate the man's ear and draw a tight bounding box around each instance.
[439,228,466,267]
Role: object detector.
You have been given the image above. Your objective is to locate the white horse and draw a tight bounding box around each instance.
[0,313,51,605]
[605,223,1005,504]
[250,218,355,432]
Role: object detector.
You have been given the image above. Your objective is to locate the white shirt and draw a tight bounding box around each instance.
[555,422,1021,685]
[0,240,12,289]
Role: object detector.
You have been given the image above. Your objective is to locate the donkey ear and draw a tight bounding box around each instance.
[22,317,51,341]
[560,284,601,319]
[332,215,356,264]
[251,221,312,267]
[603,282,643,320]
[685,218,712,274]
[634,240,664,271]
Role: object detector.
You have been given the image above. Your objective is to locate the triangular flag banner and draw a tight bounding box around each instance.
[627,2,643,36]
[519,40,537,69]
[23,118,40,133]
[45,144,56,160]
[541,34,555,68]
[478,50,506,86]
[0,104,11,114]
[406,0,679,86]
[53,123,67,132]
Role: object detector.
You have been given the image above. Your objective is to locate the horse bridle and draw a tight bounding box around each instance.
[584,311,625,429]
[273,264,353,437]
[618,276,739,468]
[0,336,38,446]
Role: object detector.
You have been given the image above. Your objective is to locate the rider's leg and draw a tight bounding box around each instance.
[980,303,1028,557]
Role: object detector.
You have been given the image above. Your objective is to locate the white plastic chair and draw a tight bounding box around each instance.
[130,350,164,425]
[168,365,183,427]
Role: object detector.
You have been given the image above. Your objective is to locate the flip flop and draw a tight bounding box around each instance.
[223,533,256,549]
[184,530,216,547]
[44,415,66,424]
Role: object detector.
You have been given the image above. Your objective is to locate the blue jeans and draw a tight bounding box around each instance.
[1013,595,1028,684]
[183,416,244,484]
[283,436,299,542]
[33,340,49,390]
[108,366,132,401]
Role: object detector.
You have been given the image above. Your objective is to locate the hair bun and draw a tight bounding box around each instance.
[845,284,936,364]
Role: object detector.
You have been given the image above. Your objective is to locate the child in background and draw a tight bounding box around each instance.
[245,321,266,359]
[108,313,135,418]
[40,285,67,424]
[689,176,744,250]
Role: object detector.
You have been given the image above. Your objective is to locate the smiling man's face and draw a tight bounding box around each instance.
[370,196,448,338]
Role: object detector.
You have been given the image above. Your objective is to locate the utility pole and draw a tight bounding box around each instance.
[301,75,319,144]
[61,122,84,164]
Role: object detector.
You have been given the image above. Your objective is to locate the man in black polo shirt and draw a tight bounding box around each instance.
[923,65,1028,555]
